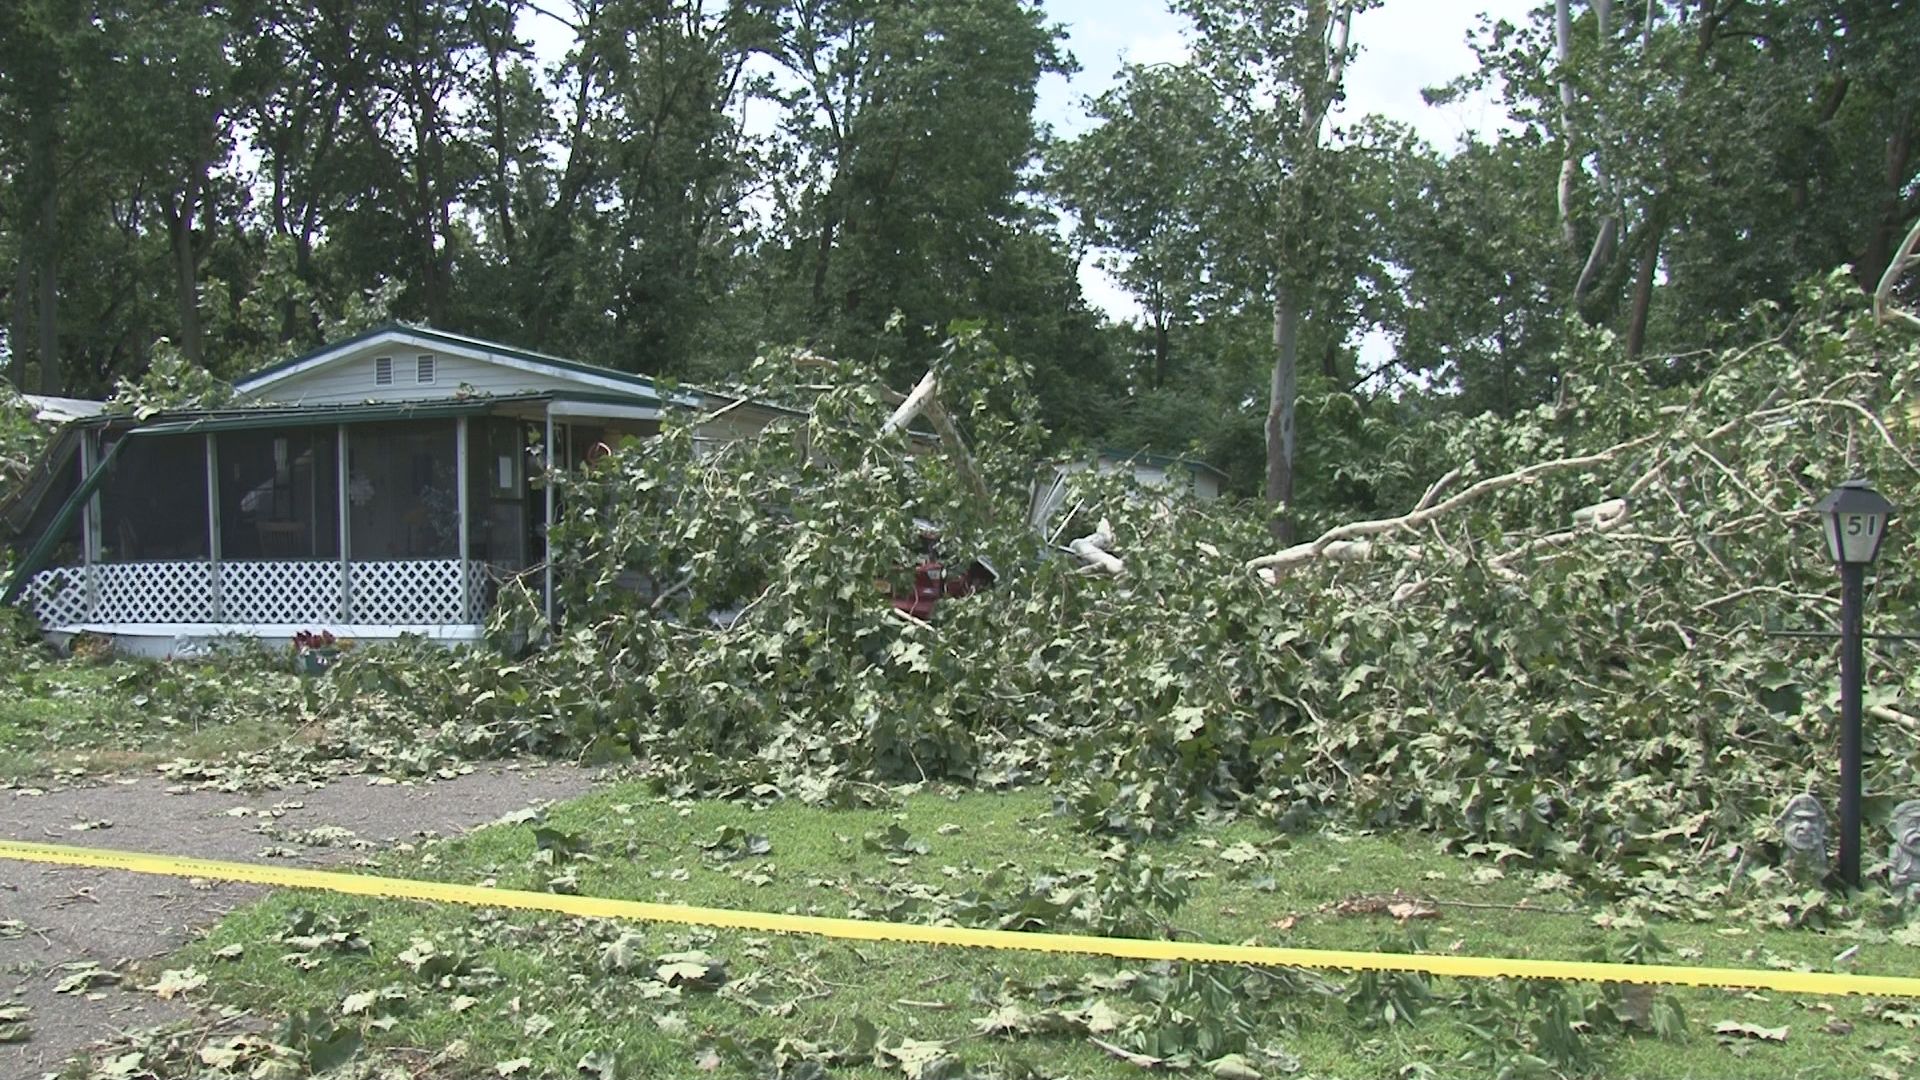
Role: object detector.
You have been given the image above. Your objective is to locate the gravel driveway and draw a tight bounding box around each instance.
[0,763,598,1077]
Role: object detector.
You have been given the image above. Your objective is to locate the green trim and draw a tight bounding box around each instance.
[68,389,680,436]
[1,437,126,607]
[130,397,509,435]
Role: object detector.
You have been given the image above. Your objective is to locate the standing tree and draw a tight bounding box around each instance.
[1059,0,1382,538]
[761,0,1069,373]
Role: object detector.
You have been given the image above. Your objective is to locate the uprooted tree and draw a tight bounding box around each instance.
[317,279,1920,905]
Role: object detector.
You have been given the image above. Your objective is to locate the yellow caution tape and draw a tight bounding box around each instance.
[3,838,1915,998]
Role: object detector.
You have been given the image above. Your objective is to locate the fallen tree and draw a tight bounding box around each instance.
[314,283,1920,907]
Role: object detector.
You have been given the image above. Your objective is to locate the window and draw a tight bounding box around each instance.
[374,357,393,386]
[416,355,435,384]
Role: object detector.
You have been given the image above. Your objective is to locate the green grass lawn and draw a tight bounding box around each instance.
[0,651,302,781]
[141,784,1920,1080]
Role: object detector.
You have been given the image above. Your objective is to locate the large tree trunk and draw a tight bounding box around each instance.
[1265,284,1301,542]
[1625,208,1664,361]
[1857,109,1915,291]
[1554,0,1578,251]
[35,178,58,394]
[166,174,206,366]
[1152,315,1170,389]
[9,250,30,390]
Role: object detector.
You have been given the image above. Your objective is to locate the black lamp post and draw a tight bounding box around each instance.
[1813,478,1894,887]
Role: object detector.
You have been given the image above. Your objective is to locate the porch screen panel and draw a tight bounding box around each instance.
[217,429,339,560]
[97,435,209,562]
[469,417,528,568]
[346,421,459,559]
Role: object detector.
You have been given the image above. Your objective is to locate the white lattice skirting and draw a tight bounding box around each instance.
[222,560,340,623]
[18,559,488,629]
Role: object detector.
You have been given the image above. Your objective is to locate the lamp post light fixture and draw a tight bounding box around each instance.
[1813,478,1895,887]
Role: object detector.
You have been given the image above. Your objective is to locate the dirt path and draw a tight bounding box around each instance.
[0,763,598,1077]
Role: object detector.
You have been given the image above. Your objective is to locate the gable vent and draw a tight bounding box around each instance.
[374,356,393,386]
[416,354,436,384]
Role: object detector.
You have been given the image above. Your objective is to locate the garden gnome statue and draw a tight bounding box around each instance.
[1776,794,1830,877]
[1890,800,1920,904]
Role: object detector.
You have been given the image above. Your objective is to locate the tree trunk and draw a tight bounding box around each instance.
[1554,0,1578,251]
[167,179,206,366]
[1152,316,1170,389]
[36,178,58,394]
[9,249,30,390]
[1625,209,1663,361]
[1857,109,1914,291]
[1573,214,1618,314]
[1265,284,1300,542]
[811,214,837,312]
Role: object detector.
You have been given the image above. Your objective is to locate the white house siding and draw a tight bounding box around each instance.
[253,349,606,405]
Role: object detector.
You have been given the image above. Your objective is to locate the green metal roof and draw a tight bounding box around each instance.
[126,395,550,435]
[111,389,673,436]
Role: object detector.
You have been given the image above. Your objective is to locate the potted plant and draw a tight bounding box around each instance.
[291,630,346,675]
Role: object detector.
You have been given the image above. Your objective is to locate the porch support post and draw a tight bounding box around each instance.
[544,407,556,628]
[457,415,472,623]
[337,425,351,622]
[78,431,97,564]
[205,433,222,621]
[79,431,98,617]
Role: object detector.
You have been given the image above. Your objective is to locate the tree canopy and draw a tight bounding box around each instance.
[0,0,1915,518]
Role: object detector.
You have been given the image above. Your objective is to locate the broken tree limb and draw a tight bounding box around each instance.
[877,370,993,515]
[1571,497,1629,530]
[1251,538,1386,577]
[881,370,939,435]
[1247,433,1659,573]
[1415,468,1463,512]
[1489,496,1633,576]
[1069,517,1125,577]
[922,397,993,510]
[1874,216,1920,329]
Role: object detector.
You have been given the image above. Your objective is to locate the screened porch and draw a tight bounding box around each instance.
[11,396,655,649]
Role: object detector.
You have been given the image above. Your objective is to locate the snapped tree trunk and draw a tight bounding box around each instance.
[1265,283,1301,542]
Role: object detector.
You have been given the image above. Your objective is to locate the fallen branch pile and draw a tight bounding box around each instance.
[317,289,1920,904]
